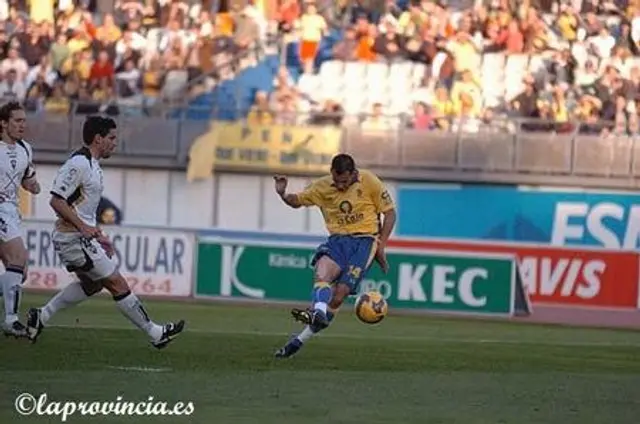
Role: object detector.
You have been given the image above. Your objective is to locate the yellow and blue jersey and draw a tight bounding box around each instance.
[296,169,395,236]
[296,169,395,293]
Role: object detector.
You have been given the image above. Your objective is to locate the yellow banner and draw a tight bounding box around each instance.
[187,122,342,181]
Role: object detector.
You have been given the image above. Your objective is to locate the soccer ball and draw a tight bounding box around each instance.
[354,291,388,324]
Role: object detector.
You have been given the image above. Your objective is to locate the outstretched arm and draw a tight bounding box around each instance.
[280,193,302,209]
[274,175,319,209]
[274,175,301,208]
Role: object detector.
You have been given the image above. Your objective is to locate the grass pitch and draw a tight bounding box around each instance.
[1,293,639,424]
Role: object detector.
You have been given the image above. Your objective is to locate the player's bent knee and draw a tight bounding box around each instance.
[79,279,103,296]
[0,239,28,268]
[314,256,341,283]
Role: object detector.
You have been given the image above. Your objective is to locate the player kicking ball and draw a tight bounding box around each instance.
[25,116,185,349]
[273,154,396,358]
[0,102,41,338]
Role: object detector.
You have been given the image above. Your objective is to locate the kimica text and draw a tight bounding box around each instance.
[14,393,195,422]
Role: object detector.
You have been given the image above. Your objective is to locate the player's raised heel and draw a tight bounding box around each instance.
[151,320,186,349]
[274,337,303,359]
[291,308,312,324]
[26,308,44,343]
[2,321,29,339]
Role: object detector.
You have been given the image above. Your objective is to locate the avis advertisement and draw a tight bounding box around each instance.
[388,239,640,309]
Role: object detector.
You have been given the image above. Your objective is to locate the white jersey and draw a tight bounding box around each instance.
[0,139,33,211]
[50,147,103,232]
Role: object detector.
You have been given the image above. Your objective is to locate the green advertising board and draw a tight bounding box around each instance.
[195,239,529,316]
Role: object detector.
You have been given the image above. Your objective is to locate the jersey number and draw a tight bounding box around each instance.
[348,266,362,279]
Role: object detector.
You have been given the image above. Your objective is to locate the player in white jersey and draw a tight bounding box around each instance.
[25,116,185,349]
[0,102,41,338]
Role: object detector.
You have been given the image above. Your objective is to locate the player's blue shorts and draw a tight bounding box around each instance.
[310,234,378,295]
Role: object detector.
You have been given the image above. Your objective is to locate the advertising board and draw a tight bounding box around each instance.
[195,238,530,316]
[397,184,640,250]
[388,238,640,309]
[9,221,195,298]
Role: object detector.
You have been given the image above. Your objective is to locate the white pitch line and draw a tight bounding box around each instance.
[47,323,640,348]
[106,366,172,373]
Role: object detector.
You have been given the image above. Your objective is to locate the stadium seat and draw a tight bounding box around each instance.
[480,53,506,108]
[504,55,529,101]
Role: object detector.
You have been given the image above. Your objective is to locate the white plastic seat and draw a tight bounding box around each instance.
[318,60,344,81]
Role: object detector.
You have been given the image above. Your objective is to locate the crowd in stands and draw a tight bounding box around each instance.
[1,0,639,136]
[0,0,270,117]
[252,0,640,135]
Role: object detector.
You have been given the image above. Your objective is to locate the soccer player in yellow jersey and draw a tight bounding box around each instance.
[273,154,396,358]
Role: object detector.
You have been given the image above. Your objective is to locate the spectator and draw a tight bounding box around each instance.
[432,85,454,130]
[274,89,300,125]
[310,98,344,126]
[589,26,616,59]
[332,27,358,61]
[97,197,123,226]
[277,0,301,33]
[141,56,164,108]
[96,13,122,44]
[0,69,26,101]
[115,58,141,98]
[408,101,432,129]
[60,49,92,81]
[361,102,394,131]
[49,32,70,72]
[297,3,327,69]
[248,91,274,124]
[450,70,483,119]
[355,23,377,62]
[26,56,57,90]
[44,83,71,115]
[505,20,524,54]
[89,49,115,85]
[373,19,404,62]
[1,48,28,81]
[511,75,539,120]
[232,5,260,54]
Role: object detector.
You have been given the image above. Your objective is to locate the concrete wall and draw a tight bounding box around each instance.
[29,166,398,236]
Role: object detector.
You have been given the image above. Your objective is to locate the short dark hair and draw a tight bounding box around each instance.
[82,115,116,145]
[331,154,356,174]
[0,101,24,123]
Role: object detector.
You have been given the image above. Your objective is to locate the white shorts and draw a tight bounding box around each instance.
[0,208,22,243]
[52,230,116,281]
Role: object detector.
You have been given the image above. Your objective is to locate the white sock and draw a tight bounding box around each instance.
[296,326,315,344]
[41,282,89,325]
[313,302,327,313]
[115,292,164,341]
[1,267,24,325]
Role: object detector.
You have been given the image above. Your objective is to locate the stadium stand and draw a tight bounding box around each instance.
[0,0,637,139]
[170,0,640,138]
[0,0,271,116]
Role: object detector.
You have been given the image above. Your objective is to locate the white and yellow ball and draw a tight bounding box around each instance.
[354,291,388,324]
